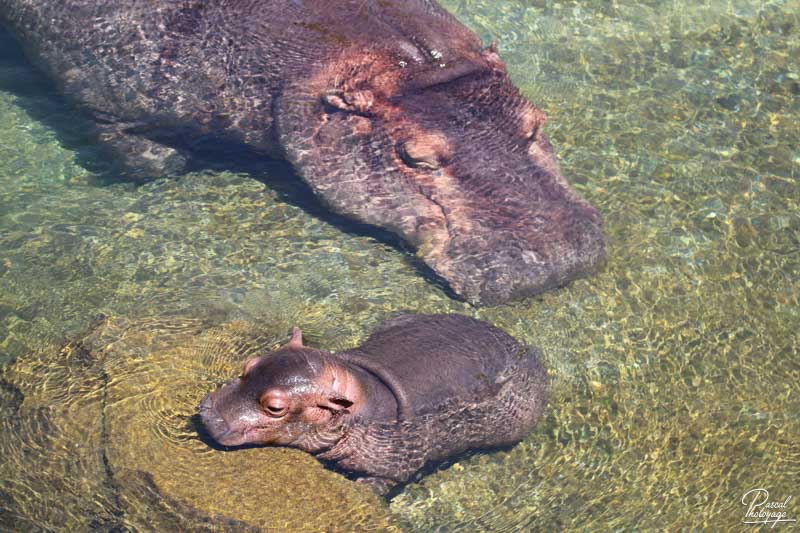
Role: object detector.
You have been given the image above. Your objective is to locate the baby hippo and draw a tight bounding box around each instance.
[199,314,548,495]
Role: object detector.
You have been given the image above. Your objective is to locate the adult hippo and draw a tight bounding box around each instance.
[199,314,548,495]
[0,0,605,305]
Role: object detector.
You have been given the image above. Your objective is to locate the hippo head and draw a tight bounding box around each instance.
[199,328,363,451]
[276,3,605,305]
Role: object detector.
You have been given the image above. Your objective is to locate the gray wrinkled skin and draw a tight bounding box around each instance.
[0,0,605,305]
[200,314,548,496]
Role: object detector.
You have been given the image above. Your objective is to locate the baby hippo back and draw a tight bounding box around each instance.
[342,314,524,417]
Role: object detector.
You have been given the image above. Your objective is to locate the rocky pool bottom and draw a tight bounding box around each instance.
[1,0,799,530]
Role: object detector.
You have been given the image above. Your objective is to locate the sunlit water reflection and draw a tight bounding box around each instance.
[1,0,797,530]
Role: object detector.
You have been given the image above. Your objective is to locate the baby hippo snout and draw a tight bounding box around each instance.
[199,392,230,442]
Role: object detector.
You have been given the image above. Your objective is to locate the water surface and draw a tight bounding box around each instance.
[1,0,798,530]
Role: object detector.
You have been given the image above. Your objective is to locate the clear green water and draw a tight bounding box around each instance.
[1,0,798,530]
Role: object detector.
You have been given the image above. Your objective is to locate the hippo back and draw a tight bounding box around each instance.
[341,314,528,417]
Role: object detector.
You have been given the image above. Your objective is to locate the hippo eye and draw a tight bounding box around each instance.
[260,390,289,418]
[264,404,287,417]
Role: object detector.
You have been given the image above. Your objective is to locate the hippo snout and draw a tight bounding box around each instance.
[198,378,277,447]
[199,392,231,441]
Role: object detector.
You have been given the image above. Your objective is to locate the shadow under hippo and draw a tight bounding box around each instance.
[0,0,605,305]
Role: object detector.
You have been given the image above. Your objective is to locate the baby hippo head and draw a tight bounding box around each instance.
[199,328,363,449]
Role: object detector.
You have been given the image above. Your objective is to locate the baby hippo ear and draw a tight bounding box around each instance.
[242,356,261,377]
[318,396,354,412]
[321,89,374,115]
[287,326,304,349]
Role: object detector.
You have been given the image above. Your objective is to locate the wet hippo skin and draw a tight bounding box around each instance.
[0,1,605,305]
[199,313,548,496]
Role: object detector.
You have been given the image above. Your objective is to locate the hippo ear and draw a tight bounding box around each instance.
[318,396,354,412]
[321,89,374,115]
[519,104,548,141]
[481,40,505,71]
[242,356,260,377]
[287,326,303,349]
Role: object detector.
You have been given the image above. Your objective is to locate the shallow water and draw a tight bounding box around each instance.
[1,0,798,530]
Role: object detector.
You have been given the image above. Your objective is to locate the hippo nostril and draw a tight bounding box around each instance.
[200,409,229,435]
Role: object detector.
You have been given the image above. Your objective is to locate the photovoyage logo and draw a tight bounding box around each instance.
[741,488,797,528]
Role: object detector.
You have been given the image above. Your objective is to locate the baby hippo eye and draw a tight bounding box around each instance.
[399,132,450,170]
[260,390,289,417]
